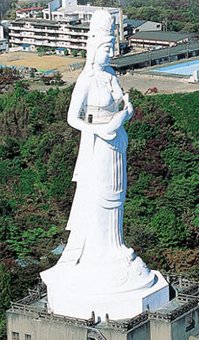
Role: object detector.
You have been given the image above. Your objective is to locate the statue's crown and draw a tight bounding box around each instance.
[89,9,115,39]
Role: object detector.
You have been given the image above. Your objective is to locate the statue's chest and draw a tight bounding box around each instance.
[87,77,114,107]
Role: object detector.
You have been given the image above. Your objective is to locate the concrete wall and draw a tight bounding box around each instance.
[7,305,199,340]
[7,311,87,340]
[171,307,199,340]
[127,321,150,340]
[94,320,150,340]
[7,311,150,340]
[150,307,199,340]
[150,319,171,340]
[98,327,127,340]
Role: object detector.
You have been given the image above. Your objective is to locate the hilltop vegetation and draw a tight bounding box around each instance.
[0,83,198,338]
[93,0,199,33]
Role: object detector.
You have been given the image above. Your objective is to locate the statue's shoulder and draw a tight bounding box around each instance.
[105,66,116,77]
[75,70,90,90]
[77,70,90,82]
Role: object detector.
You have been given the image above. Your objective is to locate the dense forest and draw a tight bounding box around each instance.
[93,0,199,33]
[0,82,198,338]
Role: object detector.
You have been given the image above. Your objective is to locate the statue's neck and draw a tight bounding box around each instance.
[93,64,106,73]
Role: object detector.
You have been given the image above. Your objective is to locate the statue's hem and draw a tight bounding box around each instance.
[41,270,169,321]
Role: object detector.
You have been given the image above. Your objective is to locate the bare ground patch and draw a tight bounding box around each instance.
[0,51,84,71]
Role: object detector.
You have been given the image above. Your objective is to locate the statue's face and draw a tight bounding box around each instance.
[95,42,114,67]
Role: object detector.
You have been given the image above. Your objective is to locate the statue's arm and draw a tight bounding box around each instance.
[67,75,89,131]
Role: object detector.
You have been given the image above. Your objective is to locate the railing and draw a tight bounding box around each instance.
[161,272,199,292]
[16,283,47,305]
[9,298,199,329]
[177,293,199,303]
[149,298,198,322]
[106,312,148,331]
[10,302,95,327]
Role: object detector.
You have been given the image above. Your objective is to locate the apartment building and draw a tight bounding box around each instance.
[9,18,89,53]
[9,0,126,54]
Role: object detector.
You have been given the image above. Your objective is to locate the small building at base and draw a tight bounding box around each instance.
[6,275,199,340]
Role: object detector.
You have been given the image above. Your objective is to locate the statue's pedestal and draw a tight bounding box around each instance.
[41,263,169,320]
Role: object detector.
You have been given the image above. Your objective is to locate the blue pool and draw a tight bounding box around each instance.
[154,59,199,76]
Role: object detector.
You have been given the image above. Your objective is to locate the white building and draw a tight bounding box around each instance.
[16,6,44,19]
[126,19,162,35]
[129,31,194,49]
[9,0,126,54]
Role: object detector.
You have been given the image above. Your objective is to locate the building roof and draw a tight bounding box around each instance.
[16,6,44,13]
[51,243,65,255]
[10,18,89,29]
[11,18,60,26]
[54,4,119,14]
[125,19,146,28]
[111,41,199,69]
[130,30,194,42]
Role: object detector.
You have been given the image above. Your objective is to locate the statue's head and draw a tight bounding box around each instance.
[85,10,115,71]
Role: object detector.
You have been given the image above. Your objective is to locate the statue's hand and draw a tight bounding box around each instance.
[90,107,128,140]
[123,93,134,120]
[91,124,116,141]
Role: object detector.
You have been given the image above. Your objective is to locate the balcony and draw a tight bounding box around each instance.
[10,38,22,43]
[34,39,49,45]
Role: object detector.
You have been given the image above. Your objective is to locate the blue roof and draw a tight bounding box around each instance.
[15,258,39,267]
[21,43,31,47]
[43,69,56,74]
[56,47,66,51]
[51,244,65,255]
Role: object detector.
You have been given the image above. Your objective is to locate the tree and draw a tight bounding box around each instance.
[64,48,69,56]
[80,49,86,58]
[0,262,11,339]
[71,49,79,57]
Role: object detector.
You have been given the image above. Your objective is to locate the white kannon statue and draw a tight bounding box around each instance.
[41,10,169,320]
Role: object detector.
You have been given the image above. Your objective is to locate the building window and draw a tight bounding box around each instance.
[25,335,31,340]
[12,332,19,340]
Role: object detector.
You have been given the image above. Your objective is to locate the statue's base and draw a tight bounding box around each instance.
[41,269,169,320]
